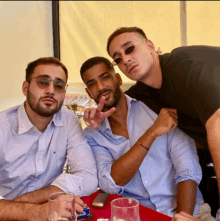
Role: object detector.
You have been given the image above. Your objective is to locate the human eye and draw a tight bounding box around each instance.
[125,45,135,55]
[102,74,110,80]
[37,77,49,86]
[87,82,95,88]
[114,57,122,65]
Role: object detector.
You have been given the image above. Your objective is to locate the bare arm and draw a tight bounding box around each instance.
[205,108,220,205]
[14,185,62,204]
[0,200,47,221]
[176,180,197,215]
[111,108,178,186]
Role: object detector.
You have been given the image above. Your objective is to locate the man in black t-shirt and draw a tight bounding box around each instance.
[105,27,220,220]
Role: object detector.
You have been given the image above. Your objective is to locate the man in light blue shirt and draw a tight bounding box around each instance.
[79,56,214,220]
[0,57,98,220]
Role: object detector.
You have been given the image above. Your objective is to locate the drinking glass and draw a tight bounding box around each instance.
[111,198,140,221]
[47,192,76,221]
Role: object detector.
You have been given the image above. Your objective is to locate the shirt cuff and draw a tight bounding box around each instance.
[51,173,83,196]
[100,164,124,195]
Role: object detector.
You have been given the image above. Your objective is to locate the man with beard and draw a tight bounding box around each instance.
[80,56,215,220]
[0,57,98,220]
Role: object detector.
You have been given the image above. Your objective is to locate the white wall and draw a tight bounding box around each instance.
[0,1,53,111]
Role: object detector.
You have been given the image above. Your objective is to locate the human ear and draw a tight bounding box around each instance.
[115,73,123,86]
[22,81,29,97]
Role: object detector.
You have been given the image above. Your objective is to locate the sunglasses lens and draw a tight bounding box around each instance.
[54,81,66,92]
[114,57,121,65]
[125,45,135,55]
[36,76,50,89]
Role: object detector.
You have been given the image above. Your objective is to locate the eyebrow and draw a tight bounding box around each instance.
[85,72,110,85]
[112,41,132,58]
[39,74,65,82]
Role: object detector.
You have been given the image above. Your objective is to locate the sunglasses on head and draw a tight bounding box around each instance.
[29,75,68,93]
[112,39,145,66]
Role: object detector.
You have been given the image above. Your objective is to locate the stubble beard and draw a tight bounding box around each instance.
[27,89,63,117]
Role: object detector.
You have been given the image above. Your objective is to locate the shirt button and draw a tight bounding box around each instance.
[145,181,147,184]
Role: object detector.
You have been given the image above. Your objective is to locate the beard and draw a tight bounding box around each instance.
[26,89,63,117]
[95,83,121,110]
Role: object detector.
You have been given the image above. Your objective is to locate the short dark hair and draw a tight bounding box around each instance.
[80,56,114,82]
[25,57,68,82]
[107,26,148,55]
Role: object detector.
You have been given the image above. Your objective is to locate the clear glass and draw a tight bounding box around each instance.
[47,192,76,221]
[111,198,140,221]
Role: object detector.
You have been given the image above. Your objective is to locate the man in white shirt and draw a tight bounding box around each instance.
[0,57,98,220]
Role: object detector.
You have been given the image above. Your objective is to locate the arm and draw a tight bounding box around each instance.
[0,200,47,221]
[13,185,62,204]
[168,127,202,216]
[51,115,98,197]
[111,108,178,186]
[205,108,220,205]
[177,180,197,215]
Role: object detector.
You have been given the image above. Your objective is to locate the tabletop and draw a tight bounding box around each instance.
[82,191,172,221]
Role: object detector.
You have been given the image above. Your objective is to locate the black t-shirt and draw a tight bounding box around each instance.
[126,45,220,149]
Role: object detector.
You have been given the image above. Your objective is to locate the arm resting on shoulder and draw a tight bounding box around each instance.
[13,185,62,204]
[205,108,220,205]
[177,180,197,215]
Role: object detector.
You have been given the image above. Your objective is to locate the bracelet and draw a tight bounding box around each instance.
[137,141,149,151]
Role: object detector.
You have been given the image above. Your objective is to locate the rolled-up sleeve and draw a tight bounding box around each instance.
[52,116,98,197]
[168,127,202,185]
[87,137,124,195]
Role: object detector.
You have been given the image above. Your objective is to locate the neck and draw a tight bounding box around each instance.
[107,92,128,125]
[24,102,53,132]
[141,53,162,89]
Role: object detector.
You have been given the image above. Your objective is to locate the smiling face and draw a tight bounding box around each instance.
[22,64,67,118]
[83,62,122,109]
[109,32,155,82]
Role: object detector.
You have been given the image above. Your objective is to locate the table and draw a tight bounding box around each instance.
[82,191,172,221]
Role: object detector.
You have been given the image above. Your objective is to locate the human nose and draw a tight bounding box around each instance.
[45,80,55,94]
[122,53,132,66]
[96,81,105,92]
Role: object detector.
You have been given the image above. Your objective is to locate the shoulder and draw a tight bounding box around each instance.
[0,105,19,128]
[58,107,79,123]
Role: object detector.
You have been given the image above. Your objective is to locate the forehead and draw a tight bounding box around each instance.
[32,64,66,81]
[109,32,142,57]
[83,63,111,83]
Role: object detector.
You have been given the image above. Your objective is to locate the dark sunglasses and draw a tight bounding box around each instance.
[29,75,68,93]
[112,39,145,66]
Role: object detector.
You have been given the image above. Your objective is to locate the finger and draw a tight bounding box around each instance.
[168,108,178,115]
[75,202,84,214]
[97,96,106,112]
[83,108,91,122]
[103,107,116,118]
[89,108,97,120]
[75,195,85,208]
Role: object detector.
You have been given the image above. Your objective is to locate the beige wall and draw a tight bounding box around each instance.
[0,1,53,111]
[60,1,181,85]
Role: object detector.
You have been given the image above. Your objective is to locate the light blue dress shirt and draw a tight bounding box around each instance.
[85,95,204,217]
[0,103,98,200]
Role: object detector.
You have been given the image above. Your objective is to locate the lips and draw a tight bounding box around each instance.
[42,98,56,104]
[128,64,138,74]
[98,91,111,100]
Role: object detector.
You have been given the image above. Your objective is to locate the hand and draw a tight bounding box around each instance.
[75,195,85,214]
[83,96,116,129]
[172,211,205,220]
[150,108,178,137]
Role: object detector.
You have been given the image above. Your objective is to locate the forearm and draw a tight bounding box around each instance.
[14,185,62,204]
[0,200,45,220]
[206,109,220,205]
[111,127,157,186]
[177,180,197,215]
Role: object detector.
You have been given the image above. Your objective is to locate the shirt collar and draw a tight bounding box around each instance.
[99,94,137,133]
[17,103,34,135]
[17,103,63,135]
